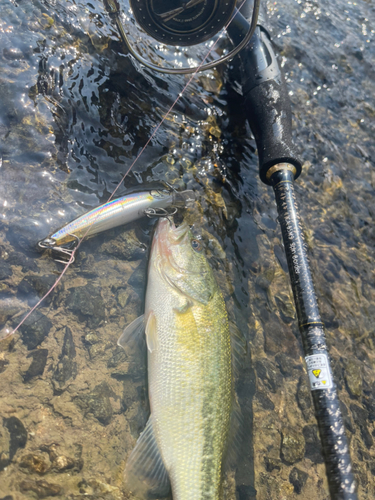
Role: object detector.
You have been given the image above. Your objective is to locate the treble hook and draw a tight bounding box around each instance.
[144,207,178,218]
[50,233,81,264]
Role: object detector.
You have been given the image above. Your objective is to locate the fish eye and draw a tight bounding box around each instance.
[191,239,202,252]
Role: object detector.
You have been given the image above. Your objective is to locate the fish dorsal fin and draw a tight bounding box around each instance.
[118,314,145,349]
[145,312,157,353]
[124,415,171,499]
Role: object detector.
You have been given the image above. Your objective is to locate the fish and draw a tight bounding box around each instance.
[38,188,194,250]
[118,218,234,500]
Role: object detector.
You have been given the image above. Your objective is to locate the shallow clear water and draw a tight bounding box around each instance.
[0,0,374,498]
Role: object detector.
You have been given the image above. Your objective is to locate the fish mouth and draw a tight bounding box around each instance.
[152,218,190,270]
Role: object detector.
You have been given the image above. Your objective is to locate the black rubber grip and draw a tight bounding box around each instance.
[240,28,302,184]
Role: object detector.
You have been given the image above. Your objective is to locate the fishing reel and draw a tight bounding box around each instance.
[105,0,260,73]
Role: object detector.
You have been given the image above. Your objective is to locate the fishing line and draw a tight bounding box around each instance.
[4,1,247,341]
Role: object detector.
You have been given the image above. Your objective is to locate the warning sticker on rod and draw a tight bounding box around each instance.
[305,354,333,390]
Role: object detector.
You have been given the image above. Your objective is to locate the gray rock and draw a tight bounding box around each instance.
[65,284,105,327]
[74,382,113,425]
[281,427,305,464]
[18,310,52,350]
[3,416,27,461]
[345,359,362,398]
[22,349,48,382]
[289,467,308,494]
[52,327,77,393]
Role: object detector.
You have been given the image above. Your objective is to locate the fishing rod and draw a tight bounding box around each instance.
[104,0,357,498]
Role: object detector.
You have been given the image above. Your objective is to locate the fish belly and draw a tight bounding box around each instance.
[147,288,232,500]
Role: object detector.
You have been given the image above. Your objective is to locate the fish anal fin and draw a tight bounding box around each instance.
[124,415,171,499]
[145,312,157,353]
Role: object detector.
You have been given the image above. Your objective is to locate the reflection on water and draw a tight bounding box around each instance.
[0,0,374,498]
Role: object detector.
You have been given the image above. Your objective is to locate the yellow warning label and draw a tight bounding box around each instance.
[312,369,321,378]
[322,380,326,385]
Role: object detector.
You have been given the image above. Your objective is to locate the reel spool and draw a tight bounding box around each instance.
[105,0,261,73]
[130,0,237,46]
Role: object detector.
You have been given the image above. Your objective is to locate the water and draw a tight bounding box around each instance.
[0,0,374,498]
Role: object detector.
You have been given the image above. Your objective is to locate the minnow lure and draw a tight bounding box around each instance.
[38,188,194,262]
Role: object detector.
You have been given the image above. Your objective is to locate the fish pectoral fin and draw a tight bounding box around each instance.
[145,312,157,353]
[118,314,145,349]
[124,415,171,499]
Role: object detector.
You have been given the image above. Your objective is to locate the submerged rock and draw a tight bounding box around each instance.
[19,479,62,498]
[17,274,63,307]
[18,311,52,350]
[3,416,27,461]
[303,425,323,464]
[74,382,113,425]
[289,467,308,494]
[345,359,363,398]
[296,376,313,420]
[52,327,77,393]
[65,284,105,327]
[22,349,48,382]
[280,427,305,464]
[19,453,50,474]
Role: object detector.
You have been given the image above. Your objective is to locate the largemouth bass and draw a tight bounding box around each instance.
[119,218,233,500]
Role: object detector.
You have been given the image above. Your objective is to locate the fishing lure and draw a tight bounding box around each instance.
[38,188,194,262]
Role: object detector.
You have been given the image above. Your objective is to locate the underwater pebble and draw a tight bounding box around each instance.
[19,453,50,474]
[52,326,77,394]
[19,479,62,498]
[22,349,48,382]
[296,376,313,420]
[264,456,281,472]
[289,466,308,494]
[18,310,52,350]
[344,359,362,398]
[1,417,27,471]
[74,382,113,425]
[280,427,305,464]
